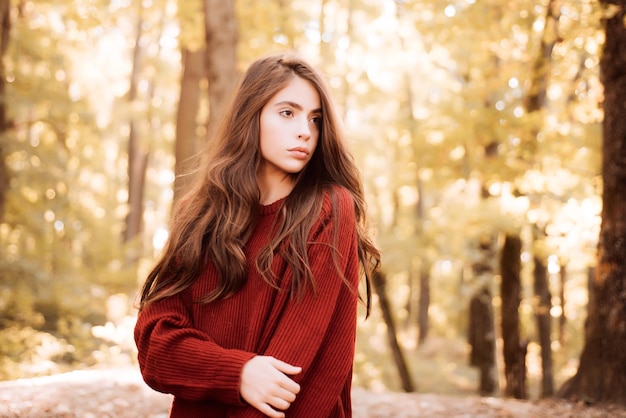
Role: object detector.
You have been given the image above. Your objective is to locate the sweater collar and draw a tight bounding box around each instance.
[259,196,286,215]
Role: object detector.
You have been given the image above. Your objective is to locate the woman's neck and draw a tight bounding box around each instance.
[257,173,295,205]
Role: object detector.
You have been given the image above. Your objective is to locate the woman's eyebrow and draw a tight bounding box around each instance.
[274,100,322,113]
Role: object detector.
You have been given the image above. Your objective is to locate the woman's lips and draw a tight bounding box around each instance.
[289,147,309,159]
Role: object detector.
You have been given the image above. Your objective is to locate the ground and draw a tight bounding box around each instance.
[1,368,626,418]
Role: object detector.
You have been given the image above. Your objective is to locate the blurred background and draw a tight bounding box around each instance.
[0,0,607,401]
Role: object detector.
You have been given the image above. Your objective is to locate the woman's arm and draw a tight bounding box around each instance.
[134,293,256,404]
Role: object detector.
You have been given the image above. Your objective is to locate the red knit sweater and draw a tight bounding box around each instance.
[134,186,360,417]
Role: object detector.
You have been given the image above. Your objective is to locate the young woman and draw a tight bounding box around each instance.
[134,53,380,418]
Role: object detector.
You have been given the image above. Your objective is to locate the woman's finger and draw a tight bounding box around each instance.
[273,386,297,404]
[258,403,285,418]
[267,394,292,411]
[269,357,302,377]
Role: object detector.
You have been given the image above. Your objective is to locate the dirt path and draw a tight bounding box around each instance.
[1,368,625,417]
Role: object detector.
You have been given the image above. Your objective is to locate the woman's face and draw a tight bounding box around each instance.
[258,76,321,185]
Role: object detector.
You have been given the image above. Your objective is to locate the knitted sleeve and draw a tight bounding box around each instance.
[133,292,256,405]
[232,186,361,418]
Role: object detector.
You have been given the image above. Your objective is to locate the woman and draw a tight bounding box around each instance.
[134,53,380,418]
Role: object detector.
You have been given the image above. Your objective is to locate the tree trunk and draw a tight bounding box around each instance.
[468,285,498,396]
[125,127,149,244]
[468,232,498,396]
[372,271,415,392]
[0,0,10,223]
[533,255,554,397]
[523,0,560,114]
[587,266,595,313]
[173,48,205,203]
[123,15,149,245]
[558,0,626,405]
[558,261,567,345]
[417,262,430,346]
[415,180,430,346]
[500,234,527,399]
[203,0,237,140]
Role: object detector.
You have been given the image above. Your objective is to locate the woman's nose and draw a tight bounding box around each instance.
[297,118,311,140]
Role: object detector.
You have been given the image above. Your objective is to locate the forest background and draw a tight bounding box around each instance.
[1,0,623,408]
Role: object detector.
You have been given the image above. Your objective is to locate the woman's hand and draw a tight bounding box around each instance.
[240,356,301,417]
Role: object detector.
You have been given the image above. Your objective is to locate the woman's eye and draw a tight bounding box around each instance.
[280,110,293,117]
[311,116,322,126]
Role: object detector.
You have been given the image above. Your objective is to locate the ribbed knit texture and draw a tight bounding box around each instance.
[134,186,360,417]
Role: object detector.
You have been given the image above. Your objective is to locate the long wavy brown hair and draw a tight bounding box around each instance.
[138,53,380,315]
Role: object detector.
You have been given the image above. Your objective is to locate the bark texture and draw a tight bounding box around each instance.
[417,264,430,345]
[468,233,498,396]
[533,256,554,397]
[123,16,149,245]
[500,234,527,399]
[469,285,497,395]
[173,48,204,203]
[558,0,626,406]
[203,0,237,140]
